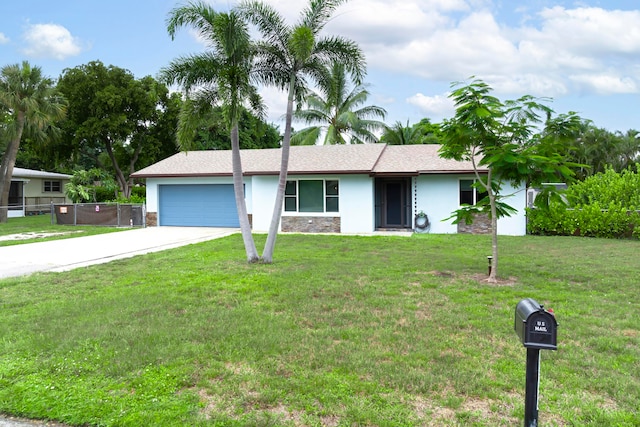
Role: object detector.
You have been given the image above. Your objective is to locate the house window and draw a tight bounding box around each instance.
[459,179,487,205]
[285,179,339,213]
[44,180,62,193]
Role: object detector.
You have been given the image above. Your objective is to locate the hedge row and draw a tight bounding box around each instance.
[527,167,640,239]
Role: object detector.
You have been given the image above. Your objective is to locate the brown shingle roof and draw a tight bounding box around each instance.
[373,144,485,175]
[131,144,482,178]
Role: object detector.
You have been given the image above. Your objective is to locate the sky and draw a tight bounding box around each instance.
[1,0,639,134]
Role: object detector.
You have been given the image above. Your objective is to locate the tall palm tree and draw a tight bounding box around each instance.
[161,2,262,262]
[239,0,366,262]
[0,61,66,223]
[291,62,386,145]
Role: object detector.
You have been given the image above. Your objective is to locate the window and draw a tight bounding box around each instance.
[44,180,62,193]
[459,179,488,205]
[285,180,339,213]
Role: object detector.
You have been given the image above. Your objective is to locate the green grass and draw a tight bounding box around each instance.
[0,233,638,426]
[0,214,129,247]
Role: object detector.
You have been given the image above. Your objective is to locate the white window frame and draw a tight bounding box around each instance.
[459,178,487,206]
[284,179,339,213]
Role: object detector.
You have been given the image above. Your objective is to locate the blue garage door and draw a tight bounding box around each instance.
[159,184,239,227]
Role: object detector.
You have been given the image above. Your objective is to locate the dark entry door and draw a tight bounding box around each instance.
[375,178,412,229]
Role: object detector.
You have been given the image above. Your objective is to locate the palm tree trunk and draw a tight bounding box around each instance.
[262,74,296,263]
[231,124,259,262]
[0,113,25,223]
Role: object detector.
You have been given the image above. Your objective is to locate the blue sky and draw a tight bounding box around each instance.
[1,0,639,133]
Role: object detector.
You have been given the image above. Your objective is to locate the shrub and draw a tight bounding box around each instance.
[94,186,117,202]
[528,166,640,239]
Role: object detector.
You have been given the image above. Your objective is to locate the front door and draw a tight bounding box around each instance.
[375,178,412,229]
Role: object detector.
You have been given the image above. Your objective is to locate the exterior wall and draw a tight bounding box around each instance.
[338,175,375,233]
[250,175,278,232]
[494,182,527,235]
[414,174,526,236]
[251,174,375,234]
[414,175,460,234]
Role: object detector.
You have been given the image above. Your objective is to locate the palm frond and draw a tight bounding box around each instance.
[291,126,321,145]
[166,1,218,41]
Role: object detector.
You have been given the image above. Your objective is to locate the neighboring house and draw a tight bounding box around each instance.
[526,183,568,208]
[8,168,72,218]
[131,144,526,235]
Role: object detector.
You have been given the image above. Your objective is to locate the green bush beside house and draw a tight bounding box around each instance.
[528,166,640,239]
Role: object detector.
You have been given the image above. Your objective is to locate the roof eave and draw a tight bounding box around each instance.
[131,172,233,179]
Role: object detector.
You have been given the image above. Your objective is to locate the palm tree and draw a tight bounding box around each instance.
[239,0,366,262]
[0,61,66,223]
[161,2,262,262]
[381,118,443,146]
[291,62,386,145]
[380,120,421,145]
[615,129,640,171]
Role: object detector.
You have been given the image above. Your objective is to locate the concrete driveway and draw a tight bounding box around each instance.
[0,226,238,279]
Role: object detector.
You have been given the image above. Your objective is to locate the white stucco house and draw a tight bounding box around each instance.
[8,168,72,218]
[131,144,526,235]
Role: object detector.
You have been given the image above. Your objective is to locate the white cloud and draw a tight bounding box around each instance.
[259,85,290,126]
[323,3,640,98]
[406,93,454,118]
[0,33,9,44]
[21,23,83,60]
[570,73,638,95]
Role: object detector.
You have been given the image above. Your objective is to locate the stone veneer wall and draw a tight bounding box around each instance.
[281,216,340,233]
[457,213,491,234]
[146,212,158,227]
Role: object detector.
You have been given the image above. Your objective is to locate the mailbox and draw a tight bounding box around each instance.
[514,298,557,350]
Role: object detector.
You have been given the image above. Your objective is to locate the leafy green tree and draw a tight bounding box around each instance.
[0,61,67,223]
[124,91,182,173]
[177,104,280,151]
[552,121,640,180]
[162,2,263,262]
[239,0,366,262]
[57,61,173,199]
[65,168,118,203]
[440,78,581,282]
[291,62,385,145]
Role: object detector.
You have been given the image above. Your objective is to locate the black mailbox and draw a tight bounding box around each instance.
[514,298,557,350]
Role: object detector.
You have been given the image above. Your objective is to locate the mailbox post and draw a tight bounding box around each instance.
[514,298,558,427]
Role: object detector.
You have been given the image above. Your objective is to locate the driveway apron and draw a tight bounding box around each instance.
[0,227,237,279]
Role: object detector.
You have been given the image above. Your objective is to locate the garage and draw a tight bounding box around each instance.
[158,184,239,227]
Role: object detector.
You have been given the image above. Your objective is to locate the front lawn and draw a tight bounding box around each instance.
[0,233,638,426]
[0,214,129,247]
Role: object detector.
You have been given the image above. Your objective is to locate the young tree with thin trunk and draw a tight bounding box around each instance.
[162,2,263,262]
[239,0,366,263]
[0,61,66,223]
[440,78,582,282]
